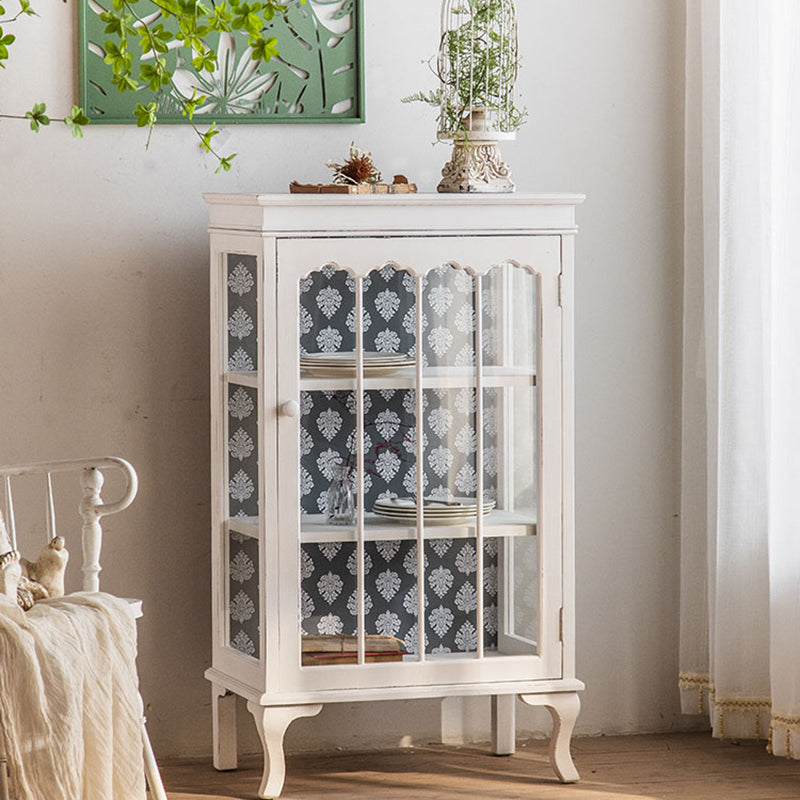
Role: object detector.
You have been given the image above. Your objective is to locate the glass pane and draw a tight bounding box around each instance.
[489,263,539,654]
[226,254,257,373]
[228,530,259,658]
[227,384,259,519]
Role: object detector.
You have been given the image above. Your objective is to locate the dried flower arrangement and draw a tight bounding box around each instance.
[326,142,383,186]
[289,142,417,194]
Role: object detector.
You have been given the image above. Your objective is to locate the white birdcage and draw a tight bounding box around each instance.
[436,0,521,192]
[437,0,519,138]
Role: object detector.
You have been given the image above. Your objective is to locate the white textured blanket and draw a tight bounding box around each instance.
[0,592,146,800]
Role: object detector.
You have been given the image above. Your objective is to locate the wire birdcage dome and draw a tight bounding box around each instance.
[437,0,520,140]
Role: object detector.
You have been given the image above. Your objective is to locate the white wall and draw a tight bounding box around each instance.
[0,0,687,757]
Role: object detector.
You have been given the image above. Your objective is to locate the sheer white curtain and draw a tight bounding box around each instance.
[680,0,800,757]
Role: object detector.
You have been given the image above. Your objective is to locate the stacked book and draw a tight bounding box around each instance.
[301,634,407,666]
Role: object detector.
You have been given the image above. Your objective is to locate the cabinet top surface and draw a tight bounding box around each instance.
[204,192,585,207]
[204,192,584,235]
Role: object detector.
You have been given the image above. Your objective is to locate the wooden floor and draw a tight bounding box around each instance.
[159,732,800,800]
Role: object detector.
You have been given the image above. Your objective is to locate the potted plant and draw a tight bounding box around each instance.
[404,0,526,192]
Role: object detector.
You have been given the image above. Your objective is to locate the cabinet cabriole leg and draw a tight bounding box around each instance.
[247,702,323,799]
[212,684,238,771]
[519,691,580,783]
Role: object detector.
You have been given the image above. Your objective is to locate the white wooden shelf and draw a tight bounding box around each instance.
[299,510,536,543]
[299,365,536,392]
[228,517,259,539]
[225,371,259,388]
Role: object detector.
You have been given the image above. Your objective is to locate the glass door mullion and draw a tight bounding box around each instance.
[414,274,426,663]
[355,276,366,666]
[475,272,485,659]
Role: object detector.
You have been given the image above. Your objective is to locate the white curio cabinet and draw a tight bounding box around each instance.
[204,193,584,799]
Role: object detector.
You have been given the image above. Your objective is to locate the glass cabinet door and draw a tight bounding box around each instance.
[276,236,562,691]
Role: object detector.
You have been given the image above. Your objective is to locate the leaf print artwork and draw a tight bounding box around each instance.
[300,590,315,622]
[403,544,428,577]
[301,550,315,579]
[231,630,256,656]
[430,538,453,558]
[402,464,429,496]
[375,569,401,600]
[483,563,498,596]
[455,304,476,333]
[375,450,402,482]
[455,463,478,494]
[346,306,372,333]
[376,540,401,562]
[317,448,344,481]
[455,424,477,455]
[455,542,478,575]
[346,590,373,617]
[428,285,454,317]
[317,614,344,635]
[453,269,475,295]
[484,603,498,636]
[229,469,255,502]
[375,289,401,320]
[318,571,344,604]
[375,410,401,440]
[229,550,256,583]
[455,344,475,367]
[228,348,255,372]
[403,306,428,335]
[428,407,454,438]
[429,605,454,638]
[317,408,343,441]
[454,621,478,652]
[428,327,454,358]
[228,387,255,420]
[229,428,255,460]
[455,582,478,613]
[300,427,314,456]
[319,542,342,561]
[346,550,372,576]
[375,611,402,637]
[455,388,477,415]
[428,446,454,478]
[230,590,256,623]
[228,307,255,340]
[375,328,401,353]
[401,390,420,417]
[428,566,454,598]
[228,262,254,296]
[317,286,343,319]
[300,467,314,497]
[299,305,314,336]
[317,326,343,353]
[404,622,427,655]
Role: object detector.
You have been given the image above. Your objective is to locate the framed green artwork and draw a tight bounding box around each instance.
[79,0,364,124]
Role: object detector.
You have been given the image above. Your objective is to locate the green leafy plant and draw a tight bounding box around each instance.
[0,0,301,171]
[404,0,526,137]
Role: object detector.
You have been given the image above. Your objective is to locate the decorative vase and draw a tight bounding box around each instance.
[326,465,356,525]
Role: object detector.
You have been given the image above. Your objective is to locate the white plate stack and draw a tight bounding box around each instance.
[300,351,416,378]
[372,497,496,526]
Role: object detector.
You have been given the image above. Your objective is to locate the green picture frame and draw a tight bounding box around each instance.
[79,0,364,124]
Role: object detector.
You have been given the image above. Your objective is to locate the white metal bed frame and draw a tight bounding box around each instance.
[0,457,166,800]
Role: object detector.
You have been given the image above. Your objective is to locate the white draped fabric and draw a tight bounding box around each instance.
[680,0,800,756]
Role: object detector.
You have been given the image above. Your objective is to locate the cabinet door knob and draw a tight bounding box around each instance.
[280,400,301,418]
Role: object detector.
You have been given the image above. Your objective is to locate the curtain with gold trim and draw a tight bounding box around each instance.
[680,0,800,759]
